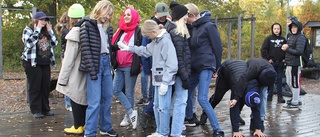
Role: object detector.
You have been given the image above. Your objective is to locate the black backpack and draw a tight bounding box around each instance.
[301,36,315,68]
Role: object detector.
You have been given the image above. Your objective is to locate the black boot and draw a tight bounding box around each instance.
[277,95,285,103]
[199,112,207,125]
[267,93,273,101]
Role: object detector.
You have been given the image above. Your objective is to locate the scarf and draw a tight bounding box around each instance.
[111,8,140,45]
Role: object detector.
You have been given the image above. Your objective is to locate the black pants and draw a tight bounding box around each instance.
[23,60,51,114]
[70,100,87,128]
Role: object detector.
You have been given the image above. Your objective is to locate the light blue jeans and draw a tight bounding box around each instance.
[171,77,188,136]
[113,67,137,114]
[186,70,222,131]
[154,85,172,136]
[85,55,114,136]
[258,86,268,121]
[64,96,71,108]
[140,67,148,100]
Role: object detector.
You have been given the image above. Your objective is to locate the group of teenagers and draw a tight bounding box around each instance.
[21,0,306,136]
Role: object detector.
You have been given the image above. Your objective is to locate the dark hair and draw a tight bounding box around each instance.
[27,19,51,39]
[288,16,298,22]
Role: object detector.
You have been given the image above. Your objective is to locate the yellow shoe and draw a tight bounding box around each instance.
[64,126,84,135]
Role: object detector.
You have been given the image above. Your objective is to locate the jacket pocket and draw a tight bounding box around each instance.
[153,67,163,82]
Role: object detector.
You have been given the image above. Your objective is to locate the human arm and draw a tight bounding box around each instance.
[260,37,271,61]
[47,22,58,48]
[207,23,223,69]
[282,35,306,56]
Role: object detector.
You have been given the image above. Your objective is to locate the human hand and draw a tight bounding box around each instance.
[212,72,218,78]
[182,79,188,89]
[117,41,129,51]
[281,44,288,51]
[253,129,266,137]
[46,22,52,31]
[229,99,238,108]
[159,83,168,95]
[233,132,246,137]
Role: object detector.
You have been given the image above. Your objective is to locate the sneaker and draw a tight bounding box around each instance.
[147,132,162,137]
[66,106,72,111]
[283,104,299,110]
[286,99,302,106]
[129,110,138,129]
[137,98,149,105]
[100,129,118,137]
[44,111,54,116]
[120,114,130,126]
[33,113,44,119]
[184,114,200,127]
[212,130,224,137]
[64,126,84,135]
[184,113,200,126]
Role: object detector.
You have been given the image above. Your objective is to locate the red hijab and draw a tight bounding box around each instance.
[111,8,140,45]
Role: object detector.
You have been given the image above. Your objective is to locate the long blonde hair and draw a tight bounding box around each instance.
[89,0,114,30]
[175,18,190,39]
[141,19,164,37]
[54,11,69,34]
[184,3,200,16]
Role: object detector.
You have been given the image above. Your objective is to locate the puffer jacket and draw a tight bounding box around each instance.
[165,21,191,81]
[285,21,306,66]
[78,18,113,80]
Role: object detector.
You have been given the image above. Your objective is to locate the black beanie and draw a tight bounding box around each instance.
[258,67,277,86]
[170,1,188,21]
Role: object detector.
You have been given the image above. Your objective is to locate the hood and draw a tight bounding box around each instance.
[289,21,303,35]
[65,27,80,42]
[271,22,282,36]
[165,20,176,33]
[193,10,212,27]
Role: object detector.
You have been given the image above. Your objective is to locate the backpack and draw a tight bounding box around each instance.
[301,36,315,68]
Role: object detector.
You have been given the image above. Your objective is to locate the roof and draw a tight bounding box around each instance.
[304,21,320,28]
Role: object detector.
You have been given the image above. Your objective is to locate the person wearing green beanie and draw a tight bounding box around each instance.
[56,3,87,135]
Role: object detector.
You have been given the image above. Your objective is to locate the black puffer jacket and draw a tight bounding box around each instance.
[165,21,191,81]
[110,26,142,76]
[78,18,113,80]
[285,21,306,66]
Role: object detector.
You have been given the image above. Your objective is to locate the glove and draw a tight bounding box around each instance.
[182,79,189,89]
[159,83,168,95]
[117,41,129,51]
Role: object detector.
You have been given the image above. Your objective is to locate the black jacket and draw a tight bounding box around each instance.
[165,21,191,81]
[110,26,142,76]
[261,23,286,61]
[233,58,273,101]
[189,11,222,73]
[78,18,113,80]
[285,21,306,66]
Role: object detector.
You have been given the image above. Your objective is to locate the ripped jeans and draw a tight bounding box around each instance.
[153,85,172,136]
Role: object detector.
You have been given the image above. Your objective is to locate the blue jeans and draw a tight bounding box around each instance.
[154,85,172,136]
[113,67,137,114]
[140,67,148,100]
[171,77,188,136]
[258,86,268,121]
[65,96,71,108]
[85,55,113,136]
[186,70,222,131]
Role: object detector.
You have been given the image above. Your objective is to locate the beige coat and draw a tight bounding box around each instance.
[56,27,87,105]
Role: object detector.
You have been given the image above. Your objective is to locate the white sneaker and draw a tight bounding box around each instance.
[120,114,130,126]
[66,106,72,112]
[129,110,138,129]
[147,132,161,137]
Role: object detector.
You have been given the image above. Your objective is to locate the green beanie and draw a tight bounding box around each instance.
[68,4,85,18]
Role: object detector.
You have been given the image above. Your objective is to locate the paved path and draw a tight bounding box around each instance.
[0,92,319,137]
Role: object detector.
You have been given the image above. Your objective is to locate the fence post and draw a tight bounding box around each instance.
[237,14,242,60]
[251,14,255,59]
[227,18,232,60]
[0,6,3,79]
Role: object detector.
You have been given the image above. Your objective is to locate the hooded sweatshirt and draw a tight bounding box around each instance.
[260,23,286,61]
[285,21,306,66]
